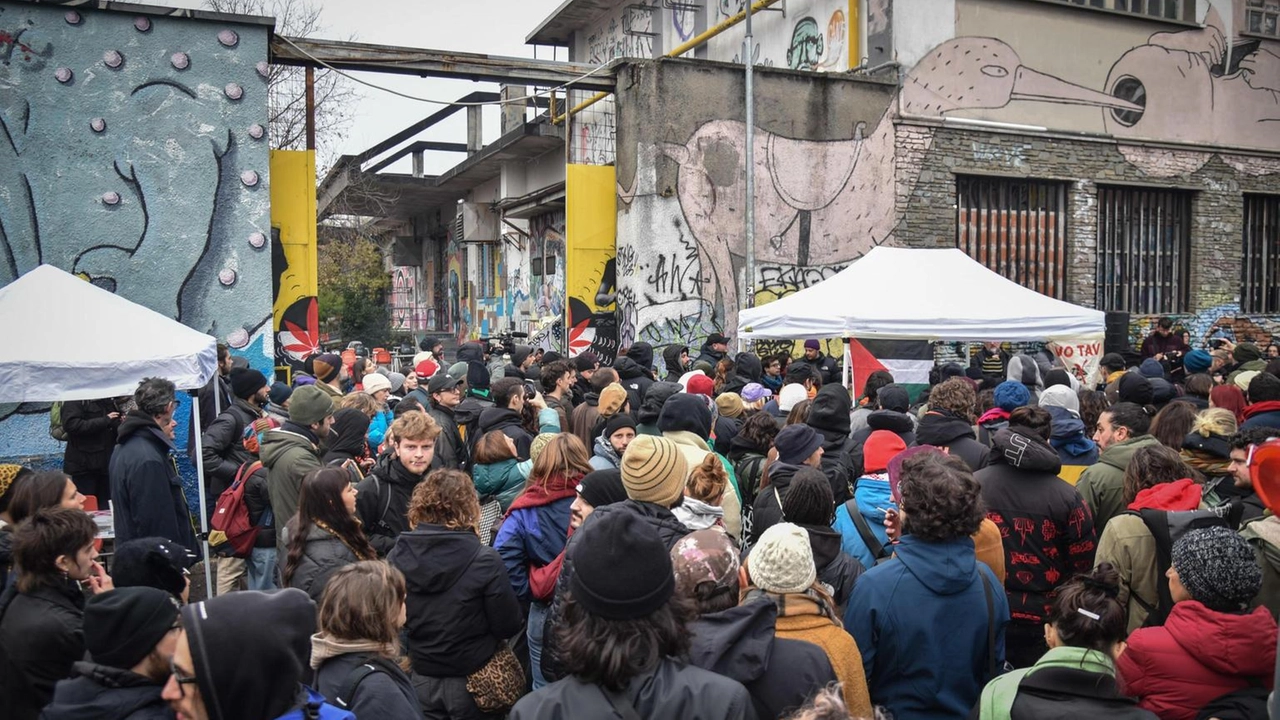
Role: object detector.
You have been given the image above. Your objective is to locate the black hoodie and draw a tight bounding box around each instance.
[40,661,171,720]
[750,462,801,543]
[388,524,522,677]
[808,386,857,503]
[847,410,917,478]
[658,393,713,438]
[478,406,533,460]
[322,408,370,465]
[722,353,762,396]
[613,356,654,418]
[638,381,682,431]
[354,453,425,556]
[914,410,992,472]
[662,344,688,381]
[800,522,865,609]
[694,339,727,369]
[688,599,837,720]
[181,589,315,720]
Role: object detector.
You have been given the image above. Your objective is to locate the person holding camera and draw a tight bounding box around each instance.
[1141,317,1189,361]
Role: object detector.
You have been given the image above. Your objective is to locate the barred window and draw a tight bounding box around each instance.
[1246,0,1280,37]
[1242,194,1280,312]
[956,176,1068,299]
[1095,186,1192,314]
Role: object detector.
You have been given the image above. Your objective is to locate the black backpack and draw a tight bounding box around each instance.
[1126,503,1245,627]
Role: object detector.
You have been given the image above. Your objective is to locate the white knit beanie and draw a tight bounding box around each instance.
[749,522,817,594]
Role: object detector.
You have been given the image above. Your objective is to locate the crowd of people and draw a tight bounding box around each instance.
[1,323,1280,720]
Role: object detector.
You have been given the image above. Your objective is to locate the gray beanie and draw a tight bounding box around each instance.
[1171,526,1262,612]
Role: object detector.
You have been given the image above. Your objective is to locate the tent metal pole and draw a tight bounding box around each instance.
[844,338,854,395]
[190,392,213,596]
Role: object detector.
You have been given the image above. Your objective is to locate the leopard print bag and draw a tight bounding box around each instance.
[466,641,525,712]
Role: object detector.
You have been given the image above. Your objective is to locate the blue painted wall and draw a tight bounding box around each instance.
[0,2,273,466]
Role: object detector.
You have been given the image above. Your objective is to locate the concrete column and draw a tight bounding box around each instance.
[467,105,482,155]
[500,85,527,134]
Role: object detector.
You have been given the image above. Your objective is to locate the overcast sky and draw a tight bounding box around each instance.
[154,0,565,174]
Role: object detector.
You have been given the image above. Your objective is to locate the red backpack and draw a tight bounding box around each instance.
[210,461,263,558]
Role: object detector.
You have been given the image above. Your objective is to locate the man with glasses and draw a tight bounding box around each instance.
[425,372,469,471]
[41,586,181,720]
[163,589,353,720]
[109,378,198,554]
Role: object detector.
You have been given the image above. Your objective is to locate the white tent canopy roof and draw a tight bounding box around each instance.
[738,247,1106,342]
[0,265,218,403]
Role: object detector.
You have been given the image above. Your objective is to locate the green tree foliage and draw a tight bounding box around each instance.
[317,236,391,347]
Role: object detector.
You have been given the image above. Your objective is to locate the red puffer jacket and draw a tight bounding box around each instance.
[1117,600,1277,720]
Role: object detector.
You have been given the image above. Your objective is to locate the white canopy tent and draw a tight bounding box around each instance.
[738,247,1107,389]
[738,247,1106,341]
[0,264,220,590]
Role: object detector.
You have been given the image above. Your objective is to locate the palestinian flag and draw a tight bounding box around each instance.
[849,339,934,403]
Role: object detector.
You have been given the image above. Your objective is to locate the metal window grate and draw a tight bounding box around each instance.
[1095,186,1192,314]
[1243,194,1280,312]
[956,176,1068,299]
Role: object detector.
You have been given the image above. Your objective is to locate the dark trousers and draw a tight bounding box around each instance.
[70,471,111,506]
[411,672,504,720]
[1005,619,1049,669]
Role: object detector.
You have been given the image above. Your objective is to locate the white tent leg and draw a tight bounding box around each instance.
[843,338,854,394]
[190,392,213,597]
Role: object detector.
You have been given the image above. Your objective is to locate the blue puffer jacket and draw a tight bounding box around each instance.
[367,409,393,448]
[494,496,573,602]
[843,535,1009,720]
[833,474,894,570]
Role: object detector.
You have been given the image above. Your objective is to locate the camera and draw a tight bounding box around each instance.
[479,330,528,358]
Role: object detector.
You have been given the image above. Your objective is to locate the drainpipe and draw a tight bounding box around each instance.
[553,0,781,126]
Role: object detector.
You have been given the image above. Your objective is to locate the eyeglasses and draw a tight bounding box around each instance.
[170,657,198,696]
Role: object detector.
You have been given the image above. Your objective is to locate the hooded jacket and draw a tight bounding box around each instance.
[354,455,424,556]
[974,646,1155,720]
[570,391,601,449]
[321,408,370,466]
[688,598,837,720]
[636,381,681,435]
[834,473,894,570]
[915,410,991,472]
[1044,406,1097,483]
[722,353,762,396]
[495,491,573,603]
[844,535,1009,720]
[800,522,865,609]
[795,351,839,387]
[1076,434,1163,531]
[471,458,526,512]
[427,401,469,471]
[727,433,770,511]
[662,344,688,382]
[807,385,857,504]
[1243,516,1280,619]
[758,589,872,716]
[1007,355,1044,402]
[975,427,1097,624]
[311,650,418,720]
[613,356,653,418]
[509,657,754,720]
[285,524,362,602]
[61,398,122,478]
[478,406,533,460]
[848,410,917,478]
[181,588,326,720]
[1241,400,1280,431]
[1118,602,1277,720]
[589,434,622,472]
[109,412,198,553]
[261,424,323,554]
[40,661,171,720]
[750,462,801,545]
[389,523,522,677]
[662,427,743,541]
[672,496,726,531]
[1096,478,1205,633]
[694,338,728,370]
[0,580,86,720]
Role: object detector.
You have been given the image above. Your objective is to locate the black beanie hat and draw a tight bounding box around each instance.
[229,367,269,400]
[658,392,713,439]
[1044,368,1072,389]
[467,361,491,391]
[110,537,197,600]
[1117,371,1155,406]
[604,413,637,439]
[84,586,180,669]
[808,384,852,435]
[571,509,674,620]
[575,352,599,372]
[577,468,629,508]
[181,589,315,720]
[774,424,824,465]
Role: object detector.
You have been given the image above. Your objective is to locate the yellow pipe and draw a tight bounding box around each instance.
[553,0,781,125]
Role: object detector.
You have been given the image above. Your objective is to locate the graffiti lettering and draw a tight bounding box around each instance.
[646,252,706,298]
[757,265,844,296]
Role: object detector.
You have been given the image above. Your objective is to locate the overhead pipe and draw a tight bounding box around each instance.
[553,0,781,125]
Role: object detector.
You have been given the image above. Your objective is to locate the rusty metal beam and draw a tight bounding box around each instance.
[271,36,616,93]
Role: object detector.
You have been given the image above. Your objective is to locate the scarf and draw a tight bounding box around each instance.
[742,585,840,624]
[978,646,1116,720]
[507,471,580,515]
[1127,478,1202,512]
[309,633,399,669]
[1182,448,1232,477]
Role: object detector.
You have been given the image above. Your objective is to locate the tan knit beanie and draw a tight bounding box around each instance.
[529,433,557,466]
[599,382,629,417]
[620,435,688,507]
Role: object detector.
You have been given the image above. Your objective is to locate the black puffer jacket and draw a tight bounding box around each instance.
[201,398,262,499]
[662,344,688,381]
[615,355,654,418]
[40,661,170,720]
[722,353,762,396]
[428,402,469,470]
[355,455,424,556]
[688,598,837,720]
[61,399,121,477]
[750,462,801,544]
[285,525,361,602]
[0,581,86,720]
[478,406,533,460]
[915,410,992,472]
[802,522,865,610]
[389,523,521,677]
[847,410,917,478]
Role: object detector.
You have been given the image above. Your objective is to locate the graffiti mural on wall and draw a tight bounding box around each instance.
[710,0,849,73]
[0,4,271,453]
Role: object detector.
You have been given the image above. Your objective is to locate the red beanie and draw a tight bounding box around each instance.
[864,430,907,474]
[686,374,714,398]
